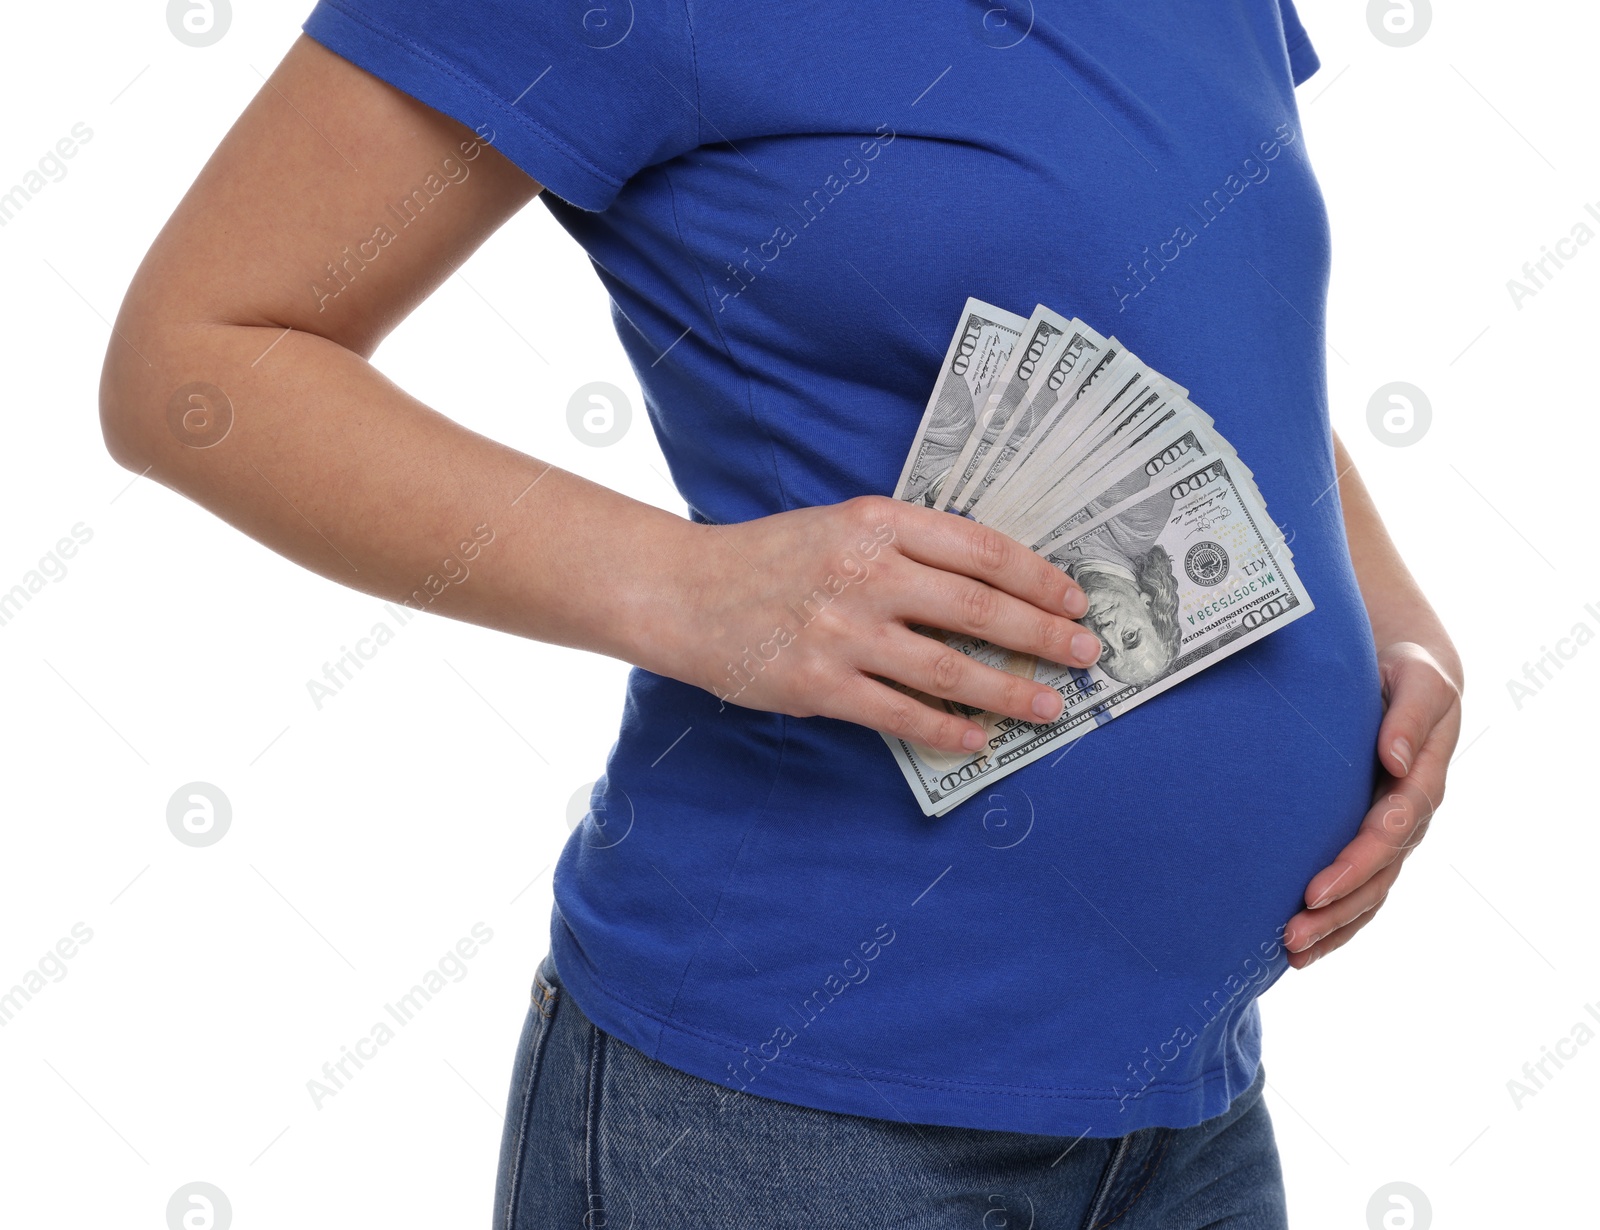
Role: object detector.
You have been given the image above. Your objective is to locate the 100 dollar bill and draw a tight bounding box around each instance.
[893,297,1026,508]
[884,455,1314,815]
[941,305,1072,514]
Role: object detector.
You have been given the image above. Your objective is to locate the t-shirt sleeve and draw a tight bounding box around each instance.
[301,0,700,211]
[1277,0,1321,87]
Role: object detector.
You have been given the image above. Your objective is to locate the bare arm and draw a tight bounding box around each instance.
[1282,429,1463,967]
[100,35,1104,755]
[1332,432,1463,687]
[99,36,685,665]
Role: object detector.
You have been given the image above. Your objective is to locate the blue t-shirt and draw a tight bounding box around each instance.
[304,0,1382,1136]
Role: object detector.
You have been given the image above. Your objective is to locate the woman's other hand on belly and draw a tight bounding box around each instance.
[1282,639,1462,968]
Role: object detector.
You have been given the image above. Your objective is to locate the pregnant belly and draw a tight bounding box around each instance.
[1024,608,1384,978]
[565,569,1382,1086]
[730,574,1385,986]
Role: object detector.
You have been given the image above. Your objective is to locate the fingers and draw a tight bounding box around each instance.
[899,564,1103,671]
[881,497,1089,619]
[1376,650,1462,779]
[861,626,1070,728]
[1302,656,1460,912]
[868,498,1101,669]
[826,670,991,754]
[1284,857,1402,965]
[1304,748,1453,913]
[1287,916,1371,969]
[1301,781,1425,911]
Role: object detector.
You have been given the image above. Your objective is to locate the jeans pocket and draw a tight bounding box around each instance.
[532,951,560,1019]
[492,953,562,1230]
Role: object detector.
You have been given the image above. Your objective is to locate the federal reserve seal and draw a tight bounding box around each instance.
[1184,541,1229,586]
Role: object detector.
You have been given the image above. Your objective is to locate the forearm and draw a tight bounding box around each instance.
[1331,430,1462,687]
[100,320,695,668]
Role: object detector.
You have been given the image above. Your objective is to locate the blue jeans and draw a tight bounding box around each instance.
[492,952,1289,1229]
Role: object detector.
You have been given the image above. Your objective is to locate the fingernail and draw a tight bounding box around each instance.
[1072,633,1101,664]
[962,727,985,752]
[1391,737,1412,775]
[1308,886,1334,908]
[1032,690,1063,721]
[1064,586,1088,617]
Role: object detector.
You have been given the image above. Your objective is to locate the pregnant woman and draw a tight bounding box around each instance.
[99,2,1463,1225]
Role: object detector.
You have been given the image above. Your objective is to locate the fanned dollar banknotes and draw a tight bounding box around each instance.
[886,298,1313,816]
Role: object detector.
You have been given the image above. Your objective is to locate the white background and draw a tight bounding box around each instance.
[0,1,1593,1227]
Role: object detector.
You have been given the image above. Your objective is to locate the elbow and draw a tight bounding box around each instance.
[96,302,214,475]
[99,288,272,472]
[98,339,151,473]
[97,286,169,474]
